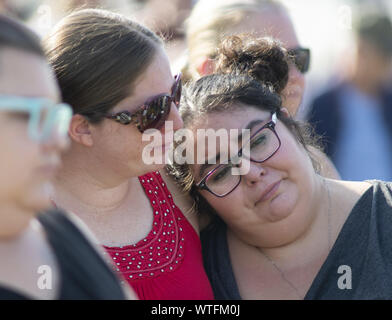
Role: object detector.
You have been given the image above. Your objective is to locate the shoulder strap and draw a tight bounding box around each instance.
[37,209,126,299]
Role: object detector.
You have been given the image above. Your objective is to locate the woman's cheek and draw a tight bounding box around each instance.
[269,180,299,219]
[205,192,242,221]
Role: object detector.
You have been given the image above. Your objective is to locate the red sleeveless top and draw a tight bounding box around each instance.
[103,171,214,300]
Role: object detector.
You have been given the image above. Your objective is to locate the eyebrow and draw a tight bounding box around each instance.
[197,118,268,179]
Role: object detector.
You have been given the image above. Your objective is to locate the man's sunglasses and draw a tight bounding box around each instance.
[105,73,182,133]
[288,47,311,74]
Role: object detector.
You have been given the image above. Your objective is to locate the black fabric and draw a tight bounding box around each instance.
[201,180,392,300]
[201,218,241,300]
[0,209,126,300]
[0,289,27,300]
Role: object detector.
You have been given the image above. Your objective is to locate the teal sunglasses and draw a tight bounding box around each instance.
[0,95,73,142]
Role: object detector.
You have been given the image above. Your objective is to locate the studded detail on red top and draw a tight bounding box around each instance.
[103,171,214,300]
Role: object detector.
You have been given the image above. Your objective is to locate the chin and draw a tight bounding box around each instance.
[268,190,298,222]
[25,196,52,213]
[23,182,54,213]
[139,145,174,175]
[136,162,166,177]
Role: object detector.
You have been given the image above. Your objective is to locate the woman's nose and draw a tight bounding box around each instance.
[165,102,184,132]
[242,160,266,186]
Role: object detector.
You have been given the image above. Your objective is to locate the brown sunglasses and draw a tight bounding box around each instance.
[105,73,182,132]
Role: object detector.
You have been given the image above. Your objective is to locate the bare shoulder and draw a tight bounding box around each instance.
[60,210,115,266]
[61,209,101,246]
[60,210,138,299]
[336,180,373,195]
[308,146,341,179]
[159,169,200,234]
[329,179,372,208]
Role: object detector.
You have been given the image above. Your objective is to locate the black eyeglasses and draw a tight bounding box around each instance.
[105,73,182,133]
[196,112,281,197]
[288,47,311,74]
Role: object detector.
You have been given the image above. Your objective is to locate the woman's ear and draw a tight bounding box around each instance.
[280,107,291,118]
[196,57,215,76]
[68,114,93,147]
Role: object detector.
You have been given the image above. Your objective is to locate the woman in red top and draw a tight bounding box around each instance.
[45,9,213,299]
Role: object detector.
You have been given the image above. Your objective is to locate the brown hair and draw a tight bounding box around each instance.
[0,14,44,59]
[215,34,290,94]
[44,9,162,123]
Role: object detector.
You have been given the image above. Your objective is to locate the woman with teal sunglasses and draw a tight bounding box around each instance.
[0,15,132,300]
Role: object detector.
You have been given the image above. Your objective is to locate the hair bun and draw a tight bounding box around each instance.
[215,34,289,94]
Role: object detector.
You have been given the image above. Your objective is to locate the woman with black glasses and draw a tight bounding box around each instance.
[169,38,392,299]
[0,14,131,300]
[44,9,214,300]
[183,0,339,179]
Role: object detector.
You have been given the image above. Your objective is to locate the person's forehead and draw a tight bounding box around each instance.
[112,47,174,112]
[135,47,173,90]
[231,9,300,49]
[190,108,271,157]
[0,47,60,102]
[202,107,269,127]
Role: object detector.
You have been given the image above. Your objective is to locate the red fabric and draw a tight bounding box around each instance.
[103,171,214,300]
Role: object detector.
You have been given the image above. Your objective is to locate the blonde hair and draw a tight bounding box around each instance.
[183,0,286,82]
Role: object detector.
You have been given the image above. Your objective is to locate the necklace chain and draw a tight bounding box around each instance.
[259,177,332,299]
[326,178,332,251]
[261,250,303,298]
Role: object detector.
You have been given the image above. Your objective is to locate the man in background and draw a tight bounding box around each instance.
[307,12,392,181]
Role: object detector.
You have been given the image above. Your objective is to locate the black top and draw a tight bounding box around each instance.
[0,209,126,300]
[201,180,392,299]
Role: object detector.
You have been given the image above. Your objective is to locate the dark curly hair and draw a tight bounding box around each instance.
[215,34,290,95]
